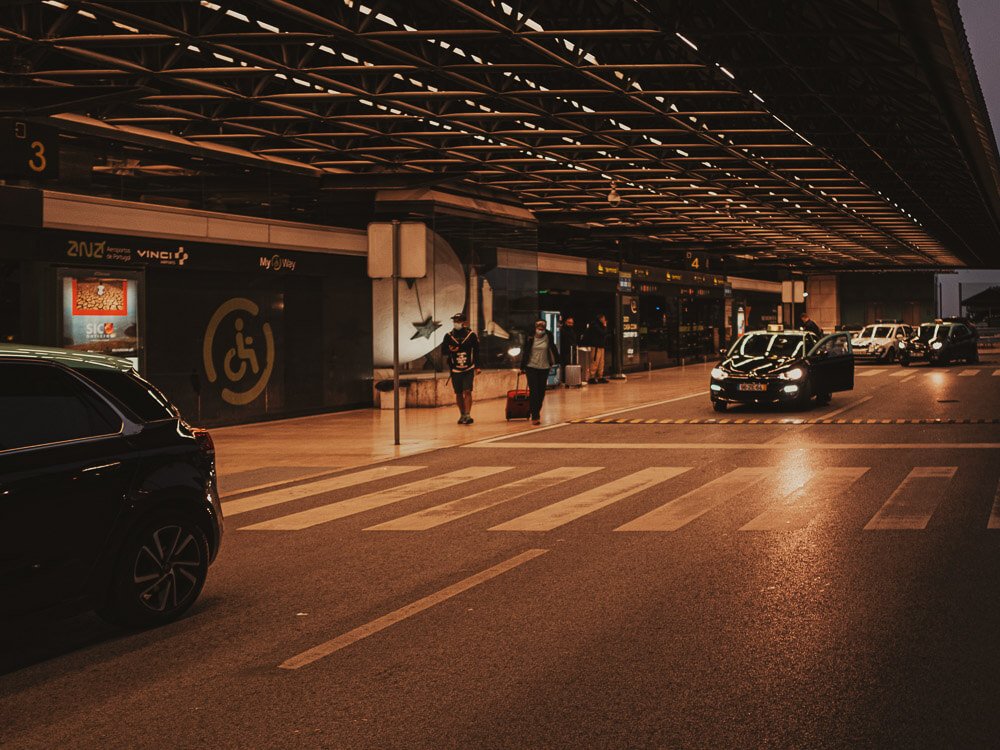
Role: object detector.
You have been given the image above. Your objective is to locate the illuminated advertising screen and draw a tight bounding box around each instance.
[60,270,141,369]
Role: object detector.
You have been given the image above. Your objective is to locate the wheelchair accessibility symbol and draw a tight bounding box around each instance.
[203,298,275,406]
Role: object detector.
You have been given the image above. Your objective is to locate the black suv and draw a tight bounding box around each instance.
[0,345,223,629]
[897,320,979,366]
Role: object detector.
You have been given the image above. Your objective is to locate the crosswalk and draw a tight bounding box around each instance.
[232,463,999,534]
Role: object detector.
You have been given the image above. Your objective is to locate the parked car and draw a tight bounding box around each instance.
[897,320,979,366]
[850,320,913,363]
[0,345,223,629]
[710,326,854,411]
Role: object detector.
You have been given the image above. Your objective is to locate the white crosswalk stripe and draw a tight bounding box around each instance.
[993,369,1000,377]
[240,466,511,531]
[223,466,425,517]
[958,369,979,377]
[889,369,911,377]
[616,467,771,532]
[739,467,869,531]
[490,467,690,532]
[857,368,888,377]
[989,479,1000,530]
[365,467,601,531]
[863,467,957,530]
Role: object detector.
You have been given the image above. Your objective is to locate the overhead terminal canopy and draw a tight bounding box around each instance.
[3,0,1000,269]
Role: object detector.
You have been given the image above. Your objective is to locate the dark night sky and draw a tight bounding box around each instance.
[958,0,1000,142]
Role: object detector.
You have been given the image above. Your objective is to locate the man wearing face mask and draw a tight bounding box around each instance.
[519,319,559,425]
[441,312,480,424]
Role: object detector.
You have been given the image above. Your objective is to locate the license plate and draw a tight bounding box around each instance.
[738,383,767,392]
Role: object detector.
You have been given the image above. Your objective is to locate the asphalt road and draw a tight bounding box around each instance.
[3,362,1000,749]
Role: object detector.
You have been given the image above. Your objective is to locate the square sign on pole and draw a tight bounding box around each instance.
[781,280,805,303]
[367,221,428,279]
[366,221,429,448]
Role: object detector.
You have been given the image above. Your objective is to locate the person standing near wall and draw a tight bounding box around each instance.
[559,315,577,380]
[441,312,480,424]
[586,313,609,384]
[520,319,559,425]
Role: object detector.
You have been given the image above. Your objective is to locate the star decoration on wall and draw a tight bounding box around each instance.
[410,316,442,340]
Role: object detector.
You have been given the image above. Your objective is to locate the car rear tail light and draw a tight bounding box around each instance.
[193,428,214,456]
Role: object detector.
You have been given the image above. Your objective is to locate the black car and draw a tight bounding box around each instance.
[897,320,979,366]
[0,345,223,629]
[710,327,854,412]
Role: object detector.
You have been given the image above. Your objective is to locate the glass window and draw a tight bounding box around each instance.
[0,362,122,451]
[72,365,176,422]
[812,334,850,357]
[728,333,807,359]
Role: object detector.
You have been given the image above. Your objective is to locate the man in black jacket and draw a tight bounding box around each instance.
[441,313,480,424]
[798,313,822,337]
[559,316,577,369]
[585,314,609,384]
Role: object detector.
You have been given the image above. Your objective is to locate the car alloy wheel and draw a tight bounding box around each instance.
[132,524,203,614]
[98,511,210,629]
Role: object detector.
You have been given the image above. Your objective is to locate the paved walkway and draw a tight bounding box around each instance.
[213,364,711,495]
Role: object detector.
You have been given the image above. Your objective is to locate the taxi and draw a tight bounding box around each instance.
[710,325,854,412]
[897,319,979,366]
[850,320,913,363]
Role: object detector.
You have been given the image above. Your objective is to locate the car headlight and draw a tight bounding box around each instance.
[931,341,943,350]
[710,367,728,380]
[898,341,907,349]
[778,367,805,381]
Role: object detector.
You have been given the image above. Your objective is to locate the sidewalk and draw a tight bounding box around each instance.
[213,363,712,495]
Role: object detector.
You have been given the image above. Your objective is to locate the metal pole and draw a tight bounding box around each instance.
[392,219,401,446]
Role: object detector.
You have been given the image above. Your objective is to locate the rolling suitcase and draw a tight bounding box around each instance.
[563,364,582,388]
[505,372,531,420]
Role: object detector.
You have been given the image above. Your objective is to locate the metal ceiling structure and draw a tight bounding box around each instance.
[3,0,1000,269]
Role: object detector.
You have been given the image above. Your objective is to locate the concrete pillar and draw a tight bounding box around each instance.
[806,274,839,332]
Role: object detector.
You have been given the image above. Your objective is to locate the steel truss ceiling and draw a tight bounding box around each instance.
[3,0,1000,269]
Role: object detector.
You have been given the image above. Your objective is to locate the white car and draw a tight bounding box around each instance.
[850,322,913,362]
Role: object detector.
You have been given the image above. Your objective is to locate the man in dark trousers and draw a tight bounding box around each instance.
[559,315,577,374]
[798,312,822,336]
[441,312,480,424]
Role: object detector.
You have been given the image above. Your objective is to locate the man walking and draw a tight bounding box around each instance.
[586,313,609,384]
[520,319,559,425]
[798,312,822,336]
[441,312,480,424]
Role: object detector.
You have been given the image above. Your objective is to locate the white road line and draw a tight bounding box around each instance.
[365,467,600,531]
[616,467,771,532]
[240,467,511,531]
[223,466,425,517]
[890,369,911,377]
[958,369,979,377]
[466,391,708,446]
[989,479,1000,530]
[993,369,1000,377]
[857,368,888,377]
[279,548,548,670]
[863,466,957,530]
[739,467,869,531]
[900,375,917,383]
[490,467,690,532]
[468,442,1000,450]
